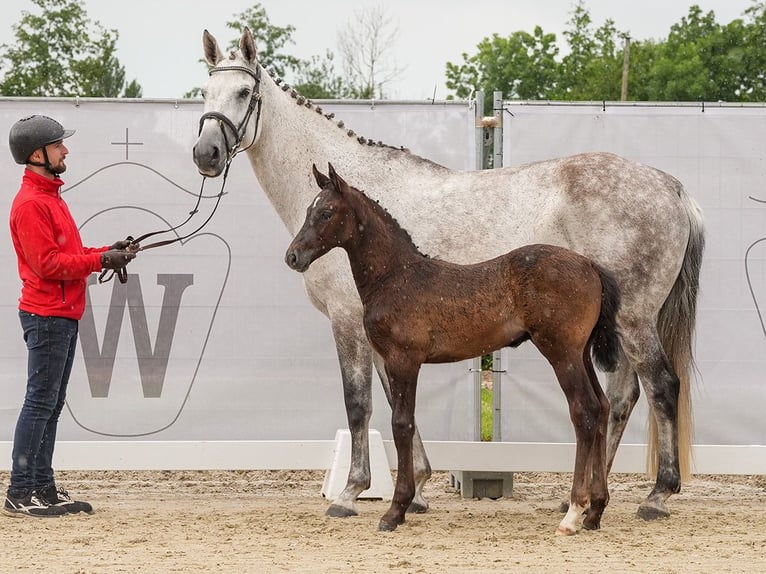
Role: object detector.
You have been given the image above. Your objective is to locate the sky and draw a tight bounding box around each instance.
[0,0,757,100]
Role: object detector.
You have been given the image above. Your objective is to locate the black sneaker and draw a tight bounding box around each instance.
[3,490,68,518]
[38,486,94,514]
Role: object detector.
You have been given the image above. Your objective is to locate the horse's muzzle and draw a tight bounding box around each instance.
[192,140,225,178]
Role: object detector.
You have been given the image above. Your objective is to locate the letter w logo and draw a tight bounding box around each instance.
[80,274,194,398]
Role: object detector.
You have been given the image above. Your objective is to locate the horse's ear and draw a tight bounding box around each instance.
[202,29,223,66]
[240,27,257,65]
[327,162,347,192]
[312,163,331,189]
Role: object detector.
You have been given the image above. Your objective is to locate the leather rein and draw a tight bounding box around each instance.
[99,63,263,284]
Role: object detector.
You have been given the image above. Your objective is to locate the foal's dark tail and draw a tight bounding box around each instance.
[590,265,621,372]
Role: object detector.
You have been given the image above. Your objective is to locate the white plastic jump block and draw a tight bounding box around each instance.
[322,429,394,501]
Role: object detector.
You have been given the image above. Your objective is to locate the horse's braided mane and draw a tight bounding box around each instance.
[270,73,409,153]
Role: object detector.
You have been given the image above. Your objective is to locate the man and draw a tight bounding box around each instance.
[4,115,137,518]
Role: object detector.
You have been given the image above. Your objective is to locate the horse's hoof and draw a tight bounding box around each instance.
[407,501,428,514]
[325,504,358,518]
[636,502,670,521]
[378,520,398,532]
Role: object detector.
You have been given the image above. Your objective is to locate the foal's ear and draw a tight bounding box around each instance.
[240,27,257,65]
[327,162,347,192]
[312,163,331,189]
[202,29,223,66]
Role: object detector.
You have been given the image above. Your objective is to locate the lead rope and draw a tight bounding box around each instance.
[97,162,231,284]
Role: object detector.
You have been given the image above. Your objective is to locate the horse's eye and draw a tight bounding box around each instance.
[200,88,207,100]
[239,88,251,99]
[320,210,333,222]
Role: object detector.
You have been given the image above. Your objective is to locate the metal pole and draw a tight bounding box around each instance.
[491,91,504,441]
[492,91,503,170]
[472,90,485,442]
[621,35,631,101]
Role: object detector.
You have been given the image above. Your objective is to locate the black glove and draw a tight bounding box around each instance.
[101,250,136,270]
[109,237,139,251]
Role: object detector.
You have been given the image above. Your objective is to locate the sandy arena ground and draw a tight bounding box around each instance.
[1,469,765,573]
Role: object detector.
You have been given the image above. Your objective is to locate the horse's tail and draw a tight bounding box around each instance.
[648,187,705,481]
[590,265,622,373]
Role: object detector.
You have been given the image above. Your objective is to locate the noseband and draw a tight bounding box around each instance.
[198,64,263,162]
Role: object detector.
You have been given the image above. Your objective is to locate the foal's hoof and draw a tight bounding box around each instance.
[636,501,670,521]
[582,516,602,531]
[555,525,577,536]
[325,503,358,518]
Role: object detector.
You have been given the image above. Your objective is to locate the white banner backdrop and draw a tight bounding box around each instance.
[499,101,766,448]
[0,99,477,453]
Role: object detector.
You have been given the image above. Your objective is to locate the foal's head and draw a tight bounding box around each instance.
[285,163,359,272]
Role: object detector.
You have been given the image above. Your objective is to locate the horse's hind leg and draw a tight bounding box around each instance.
[604,354,641,475]
[373,352,431,514]
[621,326,682,520]
[325,321,374,518]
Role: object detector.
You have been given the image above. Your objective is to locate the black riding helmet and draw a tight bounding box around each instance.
[9,115,75,174]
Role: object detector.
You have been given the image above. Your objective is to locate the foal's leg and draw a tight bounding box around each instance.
[560,351,639,514]
[326,320,374,518]
[373,352,431,513]
[582,355,610,531]
[551,359,603,536]
[621,326,682,520]
[379,358,421,532]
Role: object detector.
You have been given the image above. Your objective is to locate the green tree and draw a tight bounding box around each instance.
[557,0,597,98]
[445,1,765,104]
[636,6,728,100]
[188,3,314,98]
[0,0,141,97]
[224,4,301,80]
[192,3,360,99]
[741,1,766,100]
[627,2,766,102]
[445,27,559,108]
[292,50,347,99]
[556,1,623,100]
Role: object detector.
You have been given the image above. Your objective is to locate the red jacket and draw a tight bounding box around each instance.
[10,169,107,320]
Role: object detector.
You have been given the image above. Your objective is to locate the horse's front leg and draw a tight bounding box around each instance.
[325,320,374,518]
[373,352,431,514]
[379,359,420,532]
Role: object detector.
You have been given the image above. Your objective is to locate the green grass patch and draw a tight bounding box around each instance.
[481,386,493,441]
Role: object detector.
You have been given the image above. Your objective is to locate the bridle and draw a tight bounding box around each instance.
[198,63,263,159]
[98,63,263,284]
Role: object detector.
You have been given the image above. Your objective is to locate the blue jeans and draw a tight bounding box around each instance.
[9,311,78,495]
